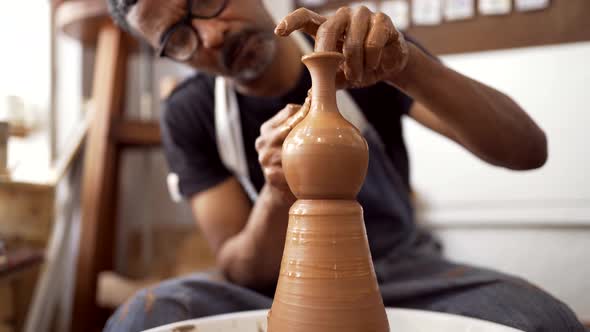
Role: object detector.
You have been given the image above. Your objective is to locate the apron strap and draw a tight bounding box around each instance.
[215,77,259,201]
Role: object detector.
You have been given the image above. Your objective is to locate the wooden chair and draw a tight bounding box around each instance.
[56,1,160,330]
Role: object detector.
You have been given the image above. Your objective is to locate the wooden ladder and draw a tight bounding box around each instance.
[56,1,160,330]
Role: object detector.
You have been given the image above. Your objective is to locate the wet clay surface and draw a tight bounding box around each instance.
[283,52,368,199]
[268,52,389,331]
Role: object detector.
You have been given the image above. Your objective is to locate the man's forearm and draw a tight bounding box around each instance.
[391,43,547,169]
[217,185,293,289]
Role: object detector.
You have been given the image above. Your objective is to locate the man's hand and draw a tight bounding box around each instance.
[255,93,311,203]
[275,6,409,88]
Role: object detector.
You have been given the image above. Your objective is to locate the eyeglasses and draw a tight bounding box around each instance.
[157,0,229,61]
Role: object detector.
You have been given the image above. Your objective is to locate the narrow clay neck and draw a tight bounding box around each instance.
[302,52,343,112]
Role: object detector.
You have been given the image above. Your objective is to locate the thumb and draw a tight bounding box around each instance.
[285,90,312,130]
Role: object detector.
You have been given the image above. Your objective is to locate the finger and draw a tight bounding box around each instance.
[258,146,275,167]
[284,91,311,129]
[263,92,312,154]
[261,104,300,134]
[258,146,282,167]
[264,166,289,188]
[261,102,310,157]
[270,123,295,146]
[255,135,265,152]
[268,149,283,165]
[275,7,327,37]
[271,104,301,129]
[343,6,371,83]
[257,125,292,161]
[315,7,351,52]
[365,12,393,71]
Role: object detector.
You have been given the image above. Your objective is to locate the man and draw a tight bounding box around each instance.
[104,0,585,331]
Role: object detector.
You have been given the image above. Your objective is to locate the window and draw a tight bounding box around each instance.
[0,1,50,127]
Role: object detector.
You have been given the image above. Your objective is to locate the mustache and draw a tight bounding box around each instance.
[220,27,275,74]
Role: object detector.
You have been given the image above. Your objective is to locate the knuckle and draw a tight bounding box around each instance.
[389,26,400,40]
[345,39,363,52]
[255,136,265,151]
[322,8,349,26]
[260,122,271,133]
[355,5,371,14]
[265,167,279,182]
[336,6,351,15]
[374,12,387,21]
[279,106,292,118]
[285,103,300,115]
[300,7,313,15]
[319,18,337,31]
[258,150,270,165]
[272,150,283,164]
[292,7,307,17]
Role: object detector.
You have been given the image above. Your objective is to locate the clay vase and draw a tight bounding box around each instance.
[267,51,389,332]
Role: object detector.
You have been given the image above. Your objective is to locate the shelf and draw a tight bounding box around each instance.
[112,119,161,147]
[295,0,590,55]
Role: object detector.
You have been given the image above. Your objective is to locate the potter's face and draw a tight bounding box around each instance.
[127,0,277,81]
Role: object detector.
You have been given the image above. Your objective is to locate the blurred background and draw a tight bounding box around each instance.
[0,0,588,331]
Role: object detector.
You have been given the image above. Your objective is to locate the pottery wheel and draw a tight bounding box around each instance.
[142,308,524,332]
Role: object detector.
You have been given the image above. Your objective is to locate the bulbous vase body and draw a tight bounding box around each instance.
[267,52,389,332]
[282,104,368,199]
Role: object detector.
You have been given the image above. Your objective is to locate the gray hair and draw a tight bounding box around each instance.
[106,0,138,33]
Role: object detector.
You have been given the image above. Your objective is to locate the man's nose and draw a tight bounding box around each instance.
[196,19,230,49]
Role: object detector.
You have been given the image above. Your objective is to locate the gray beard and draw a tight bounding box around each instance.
[221,29,277,82]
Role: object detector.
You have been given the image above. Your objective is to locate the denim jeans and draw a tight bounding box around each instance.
[104,253,586,332]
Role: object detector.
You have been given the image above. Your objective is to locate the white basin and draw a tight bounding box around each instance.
[144,308,524,332]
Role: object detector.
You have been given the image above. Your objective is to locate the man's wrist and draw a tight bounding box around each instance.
[260,184,296,208]
[386,41,421,91]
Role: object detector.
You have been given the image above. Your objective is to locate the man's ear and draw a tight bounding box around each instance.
[120,3,153,45]
[107,0,139,35]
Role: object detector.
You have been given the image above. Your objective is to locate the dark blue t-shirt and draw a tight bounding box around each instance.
[161,48,416,259]
[161,70,413,196]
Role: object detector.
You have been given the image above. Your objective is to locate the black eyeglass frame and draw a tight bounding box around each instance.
[156,0,229,60]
